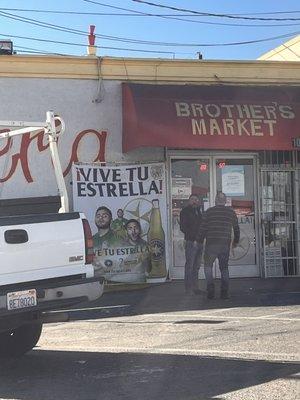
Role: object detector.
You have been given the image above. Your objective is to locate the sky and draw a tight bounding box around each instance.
[0,0,299,60]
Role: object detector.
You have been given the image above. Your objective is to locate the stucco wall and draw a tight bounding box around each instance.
[0,55,299,205]
[0,78,164,206]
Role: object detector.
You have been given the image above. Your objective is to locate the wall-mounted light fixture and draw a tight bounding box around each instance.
[0,40,13,55]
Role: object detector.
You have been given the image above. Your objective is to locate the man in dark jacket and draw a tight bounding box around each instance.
[180,194,203,294]
[197,192,240,300]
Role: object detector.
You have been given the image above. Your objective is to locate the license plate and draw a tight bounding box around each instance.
[7,289,37,311]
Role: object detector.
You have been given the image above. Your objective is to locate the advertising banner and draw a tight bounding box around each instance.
[72,163,168,283]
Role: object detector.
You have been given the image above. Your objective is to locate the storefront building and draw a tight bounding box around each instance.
[123,83,300,279]
[0,54,299,280]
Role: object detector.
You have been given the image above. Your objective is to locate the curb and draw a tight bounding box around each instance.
[104,282,150,293]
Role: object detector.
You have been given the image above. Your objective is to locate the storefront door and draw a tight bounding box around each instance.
[170,154,260,279]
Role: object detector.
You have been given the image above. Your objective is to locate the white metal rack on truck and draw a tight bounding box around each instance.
[0,112,104,357]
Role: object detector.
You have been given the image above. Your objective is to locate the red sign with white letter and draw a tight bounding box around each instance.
[122,83,300,152]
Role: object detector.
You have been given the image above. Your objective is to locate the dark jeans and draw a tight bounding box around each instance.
[204,243,230,292]
[184,241,203,292]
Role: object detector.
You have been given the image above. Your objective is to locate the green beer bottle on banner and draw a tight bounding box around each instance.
[148,199,167,278]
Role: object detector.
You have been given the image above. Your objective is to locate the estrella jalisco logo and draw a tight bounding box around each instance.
[149,239,165,261]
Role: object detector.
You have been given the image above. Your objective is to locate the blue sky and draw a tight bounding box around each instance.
[0,0,299,60]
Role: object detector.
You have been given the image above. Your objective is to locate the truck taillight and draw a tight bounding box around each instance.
[82,219,94,264]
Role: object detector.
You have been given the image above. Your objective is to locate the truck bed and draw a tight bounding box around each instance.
[0,212,94,285]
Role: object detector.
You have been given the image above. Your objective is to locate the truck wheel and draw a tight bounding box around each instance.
[0,323,43,357]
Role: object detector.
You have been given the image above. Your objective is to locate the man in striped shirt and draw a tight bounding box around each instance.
[197,192,240,300]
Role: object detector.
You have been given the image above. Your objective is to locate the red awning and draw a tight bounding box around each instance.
[122,83,300,152]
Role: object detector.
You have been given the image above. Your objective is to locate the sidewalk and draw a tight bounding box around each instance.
[105,277,300,295]
[93,277,300,317]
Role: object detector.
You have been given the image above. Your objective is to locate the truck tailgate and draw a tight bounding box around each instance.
[0,212,91,285]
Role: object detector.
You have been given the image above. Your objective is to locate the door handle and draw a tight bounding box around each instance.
[4,229,29,244]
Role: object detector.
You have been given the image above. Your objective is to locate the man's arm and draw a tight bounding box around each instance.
[179,208,187,234]
[197,210,207,244]
[232,211,240,245]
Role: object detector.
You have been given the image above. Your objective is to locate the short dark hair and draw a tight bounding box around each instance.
[215,192,227,205]
[95,206,112,218]
[125,219,141,231]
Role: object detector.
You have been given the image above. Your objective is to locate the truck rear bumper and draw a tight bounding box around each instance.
[0,276,104,318]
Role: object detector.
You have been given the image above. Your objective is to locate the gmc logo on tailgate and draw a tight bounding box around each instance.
[69,255,84,262]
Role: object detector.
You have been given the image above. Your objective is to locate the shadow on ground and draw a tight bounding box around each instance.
[0,350,299,400]
[65,278,300,321]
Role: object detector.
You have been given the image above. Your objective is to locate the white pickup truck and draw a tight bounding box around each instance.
[0,112,104,357]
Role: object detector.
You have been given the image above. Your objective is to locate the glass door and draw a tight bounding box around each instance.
[170,154,259,279]
[171,158,211,279]
[213,157,259,278]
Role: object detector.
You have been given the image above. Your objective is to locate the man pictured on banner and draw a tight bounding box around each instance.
[124,219,151,278]
[197,192,240,300]
[125,219,147,247]
[111,208,128,239]
[93,206,118,250]
[179,194,203,295]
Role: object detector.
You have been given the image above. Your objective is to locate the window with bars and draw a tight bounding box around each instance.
[259,150,300,277]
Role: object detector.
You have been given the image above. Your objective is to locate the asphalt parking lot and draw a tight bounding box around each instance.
[0,278,299,400]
